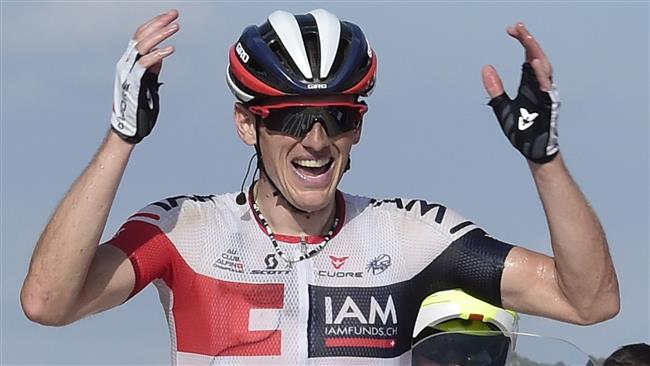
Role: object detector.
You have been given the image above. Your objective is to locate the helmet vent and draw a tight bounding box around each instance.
[268,39,304,83]
[268,10,313,79]
[302,32,320,81]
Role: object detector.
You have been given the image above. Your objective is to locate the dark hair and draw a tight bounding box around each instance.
[604,343,650,366]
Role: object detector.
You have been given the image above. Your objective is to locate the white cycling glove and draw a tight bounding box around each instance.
[110,40,161,144]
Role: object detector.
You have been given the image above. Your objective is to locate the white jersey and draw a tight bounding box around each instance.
[108,191,513,365]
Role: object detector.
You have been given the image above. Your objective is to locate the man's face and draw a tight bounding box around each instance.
[235,95,363,212]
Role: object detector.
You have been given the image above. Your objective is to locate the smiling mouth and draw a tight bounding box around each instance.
[292,158,334,178]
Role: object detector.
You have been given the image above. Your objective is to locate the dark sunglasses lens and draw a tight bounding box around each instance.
[262,107,312,137]
[324,107,360,135]
[262,107,360,138]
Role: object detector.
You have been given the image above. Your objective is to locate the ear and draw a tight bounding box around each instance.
[234,103,257,146]
[352,121,363,145]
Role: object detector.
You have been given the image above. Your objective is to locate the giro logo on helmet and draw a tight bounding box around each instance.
[307,83,328,89]
[235,42,249,63]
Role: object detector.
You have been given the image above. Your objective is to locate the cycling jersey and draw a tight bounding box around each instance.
[108,190,514,365]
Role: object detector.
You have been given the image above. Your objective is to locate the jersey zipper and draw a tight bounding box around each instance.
[300,235,308,255]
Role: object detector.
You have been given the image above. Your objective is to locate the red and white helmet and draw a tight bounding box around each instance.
[226,9,377,102]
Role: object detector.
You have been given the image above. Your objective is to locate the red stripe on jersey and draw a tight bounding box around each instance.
[325,338,396,349]
[108,221,285,357]
[128,212,160,220]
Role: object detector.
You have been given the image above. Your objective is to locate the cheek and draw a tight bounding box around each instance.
[259,134,293,166]
[352,128,362,144]
[333,136,355,156]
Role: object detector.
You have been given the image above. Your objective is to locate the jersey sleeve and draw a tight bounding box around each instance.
[405,201,515,308]
[106,203,178,300]
[426,228,514,307]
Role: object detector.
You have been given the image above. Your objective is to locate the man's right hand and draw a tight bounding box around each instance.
[110,9,179,144]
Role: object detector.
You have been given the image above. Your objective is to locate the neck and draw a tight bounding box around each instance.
[254,174,337,237]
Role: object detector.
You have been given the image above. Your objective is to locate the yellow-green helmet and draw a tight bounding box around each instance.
[412,289,519,366]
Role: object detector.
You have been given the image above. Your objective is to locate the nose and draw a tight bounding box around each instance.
[301,122,330,151]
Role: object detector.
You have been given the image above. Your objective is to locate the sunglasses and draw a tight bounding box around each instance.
[248,101,368,138]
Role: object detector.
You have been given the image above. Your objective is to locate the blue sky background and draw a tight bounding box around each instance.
[1,1,648,364]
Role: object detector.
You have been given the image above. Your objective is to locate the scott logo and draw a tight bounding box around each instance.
[250,254,290,275]
[264,253,279,269]
[307,83,327,89]
[329,256,349,269]
[235,42,249,63]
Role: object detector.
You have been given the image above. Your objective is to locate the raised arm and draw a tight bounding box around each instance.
[482,23,619,324]
[20,10,179,326]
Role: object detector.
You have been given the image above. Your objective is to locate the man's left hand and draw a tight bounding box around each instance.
[482,23,560,164]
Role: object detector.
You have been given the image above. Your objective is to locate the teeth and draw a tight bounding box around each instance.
[294,159,330,168]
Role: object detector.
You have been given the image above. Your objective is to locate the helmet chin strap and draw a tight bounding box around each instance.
[254,122,310,214]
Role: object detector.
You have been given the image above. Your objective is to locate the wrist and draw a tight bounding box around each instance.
[527,152,565,177]
[106,128,137,155]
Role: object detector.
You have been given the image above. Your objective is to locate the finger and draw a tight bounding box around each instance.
[146,48,163,74]
[137,46,175,70]
[137,9,178,36]
[149,62,162,75]
[134,9,179,41]
[507,22,552,75]
[136,22,179,55]
[138,11,179,41]
[530,58,552,91]
[481,65,505,98]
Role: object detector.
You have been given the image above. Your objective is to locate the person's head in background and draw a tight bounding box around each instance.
[603,343,650,366]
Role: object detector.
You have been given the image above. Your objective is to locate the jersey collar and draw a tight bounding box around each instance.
[247,185,346,244]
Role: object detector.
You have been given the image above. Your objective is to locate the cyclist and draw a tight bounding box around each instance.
[412,289,518,366]
[21,8,619,365]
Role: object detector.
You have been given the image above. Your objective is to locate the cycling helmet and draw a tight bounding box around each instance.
[412,289,519,366]
[227,9,377,102]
